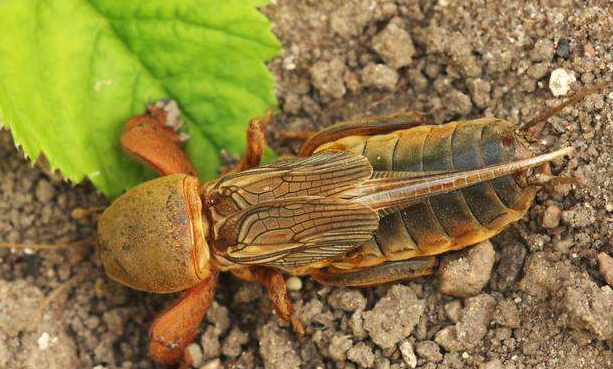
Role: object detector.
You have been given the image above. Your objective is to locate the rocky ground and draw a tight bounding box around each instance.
[1,0,613,368]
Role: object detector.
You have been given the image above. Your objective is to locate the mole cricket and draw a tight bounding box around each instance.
[92,80,605,368]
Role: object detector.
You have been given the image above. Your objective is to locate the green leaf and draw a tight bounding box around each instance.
[0,0,280,197]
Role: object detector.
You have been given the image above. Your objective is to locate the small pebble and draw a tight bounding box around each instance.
[467,78,492,108]
[598,252,613,287]
[286,276,303,291]
[555,38,571,59]
[38,332,51,350]
[479,359,504,369]
[186,343,203,368]
[34,180,55,202]
[347,342,375,368]
[444,300,462,323]
[542,205,562,228]
[584,42,596,57]
[361,63,399,90]
[531,39,555,61]
[199,358,222,369]
[399,340,417,368]
[549,68,576,97]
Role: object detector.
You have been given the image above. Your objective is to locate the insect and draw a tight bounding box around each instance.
[96,100,576,367]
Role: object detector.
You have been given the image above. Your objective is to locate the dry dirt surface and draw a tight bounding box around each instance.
[2,1,613,368]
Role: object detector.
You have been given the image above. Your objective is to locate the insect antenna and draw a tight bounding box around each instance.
[71,206,106,219]
[520,79,613,131]
[0,239,90,250]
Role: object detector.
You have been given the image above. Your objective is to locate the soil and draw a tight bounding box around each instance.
[1,1,613,368]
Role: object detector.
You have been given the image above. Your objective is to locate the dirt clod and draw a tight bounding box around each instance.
[259,321,300,369]
[563,274,613,340]
[328,333,353,362]
[363,285,425,349]
[479,359,504,369]
[444,300,462,323]
[310,59,348,99]
[187,343,203,368]
[328,288,367,312]
[519,252,571,298]
[361,63,399,91]
[439,241,496,297]
[371,22,415,69]
[435,294,496,352]
[414,341,443,363]
[493,300,520,329]
[200,325,222,361]
[221,326,249,358]
[347,341,375,368]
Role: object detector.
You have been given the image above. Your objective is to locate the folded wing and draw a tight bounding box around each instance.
[214,197,379,268]
[208,152,373,214]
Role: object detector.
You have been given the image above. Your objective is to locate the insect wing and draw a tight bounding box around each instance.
[214,197,379,268]
[209,152,373,214]
[353,147,574,214]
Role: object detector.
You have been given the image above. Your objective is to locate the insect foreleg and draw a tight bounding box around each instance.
[149,272,219,367]
[121,100,196,176]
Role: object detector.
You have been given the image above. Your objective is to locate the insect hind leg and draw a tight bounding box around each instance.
[311,257,438,287]
[298,110,425,156]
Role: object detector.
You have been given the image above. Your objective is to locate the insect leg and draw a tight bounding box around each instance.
[231,109,272,173]
[148,272,218,367]
[229,267,258,282]
[299,110,425,156]
[121,100,197,176]
[251,267,305,337]
[310,257,438,287]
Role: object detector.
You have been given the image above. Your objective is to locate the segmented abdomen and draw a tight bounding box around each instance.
[316,118,537,267]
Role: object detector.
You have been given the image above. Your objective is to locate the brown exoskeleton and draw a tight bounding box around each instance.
[97,100,577,367]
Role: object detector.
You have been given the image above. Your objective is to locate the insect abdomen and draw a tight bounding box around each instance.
[316,118,538,265]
